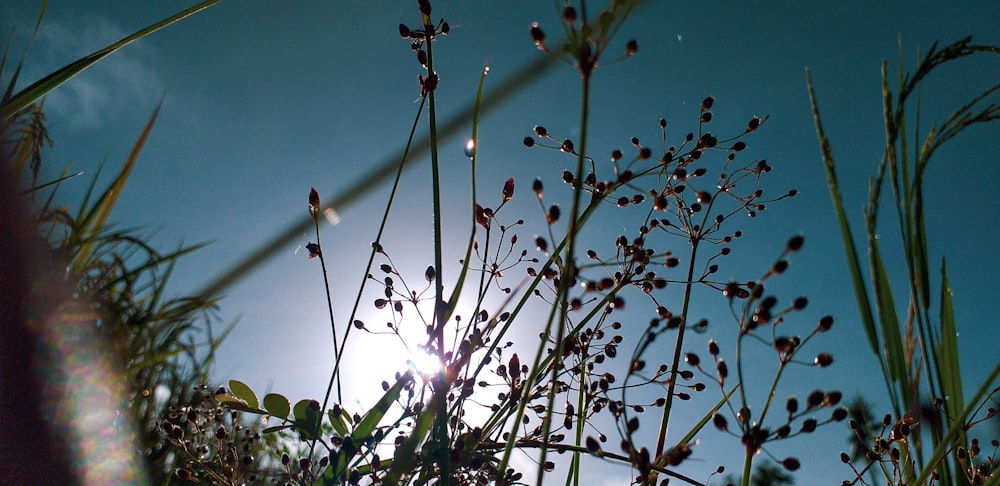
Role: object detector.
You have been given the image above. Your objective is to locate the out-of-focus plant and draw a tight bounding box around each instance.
[807,37,1000,485]
[2,1,230,484]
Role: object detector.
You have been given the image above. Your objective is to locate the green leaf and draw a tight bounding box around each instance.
[214,395,262,414]
[292,399,321,440]
[228,379,258,410]
[262,424,292,434]
[263,393,290,419]
[328,407,349,437]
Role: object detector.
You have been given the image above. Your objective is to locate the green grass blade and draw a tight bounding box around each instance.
[353,372,411,441]
[2,0,47,103]
[912,360,1000,486]
[868,237,906,386]
[805,70,886,369]
[936,259,964,422]
[71,100,162,275]
[443,61,490,323]
[0,0,221,119]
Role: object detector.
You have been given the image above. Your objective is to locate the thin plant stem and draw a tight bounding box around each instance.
[312,96,427,461]
[654,240,699,459]
[421,20,453,482]
[536,57,593,486]
[313,216,341,403]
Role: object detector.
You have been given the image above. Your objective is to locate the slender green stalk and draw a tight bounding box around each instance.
[536,63,592,486]
[653,241,698,459]
[420,17,453,482]
[311,214,341,402]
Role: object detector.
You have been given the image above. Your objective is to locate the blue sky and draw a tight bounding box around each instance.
[5,1,999,483]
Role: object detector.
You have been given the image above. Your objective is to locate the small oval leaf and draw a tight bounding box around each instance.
[229,380,258,410]
[263,393,291,419]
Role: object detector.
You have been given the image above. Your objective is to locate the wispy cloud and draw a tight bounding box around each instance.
[15,14,163,129]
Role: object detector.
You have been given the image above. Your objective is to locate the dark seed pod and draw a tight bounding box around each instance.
[814,353,834,367]
[793,297,808,310]
[523,136,535,147]
[424,73,439,93]
[561,139,574,153]
[535,236,548,252]
[625,39,638,56]
[786,396,798,415]
[781,458,800,471]
[747,116,761,132]
[787,235,804,251]
[716,360,728,380]
[502,177,515,202]
[417,0,432,17]
[701,96,715,111]
[530,22,546,47]
[547,205,560,224]
[398,24,411,38]
[832,407,848,421]
[713,413,728,431]
[732,141,746,151]
[807,390,825,409]
[562,6,577,23]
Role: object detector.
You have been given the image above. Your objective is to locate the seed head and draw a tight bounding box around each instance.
[625,39,638,56]
[530,22,546,48]
[309,188,320,217]
[562,6,577,23]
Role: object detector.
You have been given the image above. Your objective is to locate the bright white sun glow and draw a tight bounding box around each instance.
[407,347,444,378]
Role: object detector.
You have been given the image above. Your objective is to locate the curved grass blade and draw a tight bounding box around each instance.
[71,99,162,276]
[0,0,221,119]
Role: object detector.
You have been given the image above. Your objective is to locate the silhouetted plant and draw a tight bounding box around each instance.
[204,2,840,485]
[2,3,232,483]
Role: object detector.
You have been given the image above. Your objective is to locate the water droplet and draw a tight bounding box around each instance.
[465,138,476,158]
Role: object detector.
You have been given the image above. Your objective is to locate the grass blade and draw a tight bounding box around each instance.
[71,99,162,275]
[936,260,964,424]
[0,0,221,119]
[805,69,894,394]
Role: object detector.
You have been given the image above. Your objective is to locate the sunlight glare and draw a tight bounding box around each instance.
[408,347,444,379]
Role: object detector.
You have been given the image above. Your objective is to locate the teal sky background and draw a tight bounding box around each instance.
[5,1,999,483]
